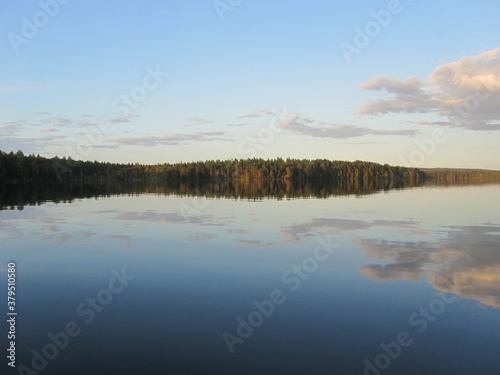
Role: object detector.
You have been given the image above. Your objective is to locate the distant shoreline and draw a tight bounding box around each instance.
[1,149,500,185]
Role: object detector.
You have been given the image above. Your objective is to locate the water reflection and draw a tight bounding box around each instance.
[0,178,457,210]
[356,224,500,307]
[3,184,499,310]
[281,218,418,243]
[1,182,499,374]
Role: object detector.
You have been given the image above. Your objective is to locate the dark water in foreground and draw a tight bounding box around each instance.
[1,183,499,374]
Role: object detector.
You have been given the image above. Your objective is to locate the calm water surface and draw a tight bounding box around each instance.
[1,184,499,374]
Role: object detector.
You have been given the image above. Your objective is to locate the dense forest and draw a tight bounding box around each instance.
[421,168,500,184]
[1,150,499,187]
[1,150,426,184]
[2,150,500,210]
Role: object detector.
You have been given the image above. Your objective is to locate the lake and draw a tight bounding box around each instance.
[1,183,499,374]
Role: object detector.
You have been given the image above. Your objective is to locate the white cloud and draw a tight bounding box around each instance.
[111,131,233,147]
[41,117,73,127]
[0,123,24,136]
[108,113,139,123]
[235,109,275,119]
[183,117,215,126]
[233,109,416,139]
[225,123,249,127]
[277,113,417,138]
[359,75,425,95]
[358,48,500,131]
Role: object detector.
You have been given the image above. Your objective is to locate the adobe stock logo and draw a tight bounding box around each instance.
[397,82,494,168]
[340,0,413,63]
[213,0,243,21]
[356,292,457,375]
[110,65,169,116]
[237,108,288,158]
[397,129,447,167]
[7,0,70,54]
[222,236,339,354]
[16,268,135,375]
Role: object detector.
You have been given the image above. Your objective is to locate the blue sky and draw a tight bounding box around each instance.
[1,0,499,169]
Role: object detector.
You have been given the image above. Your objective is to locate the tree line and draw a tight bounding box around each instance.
[0,150,428,184]
[2,150,500,187]
[421,169,500,184]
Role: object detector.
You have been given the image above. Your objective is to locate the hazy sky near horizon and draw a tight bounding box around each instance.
[1,0,499,169]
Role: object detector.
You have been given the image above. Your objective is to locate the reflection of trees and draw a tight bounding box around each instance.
[355,226,500,308]
[0,181,140,211]
[0,179,421,211]
[2,150,499,208]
